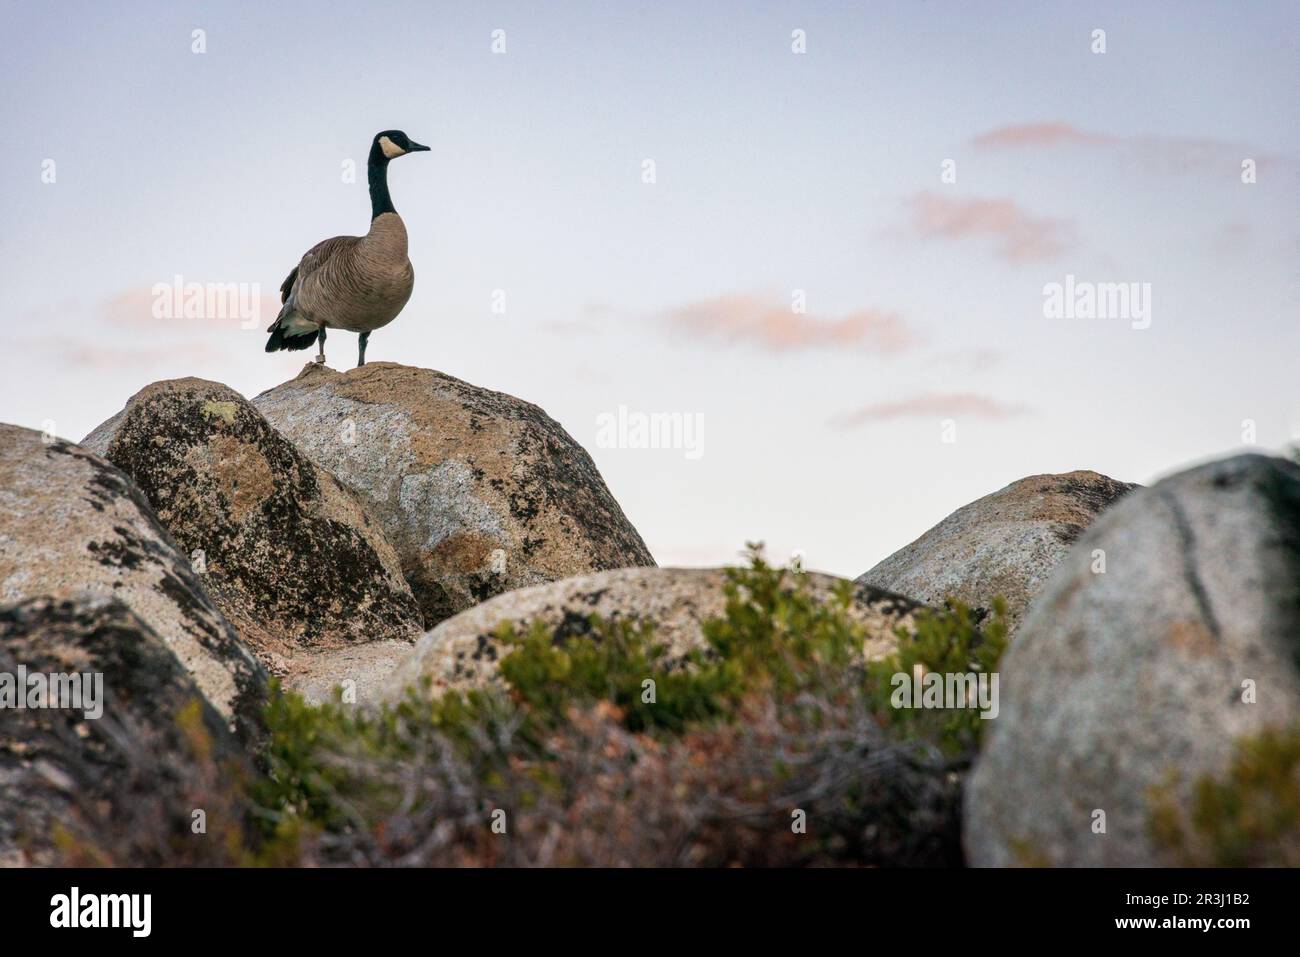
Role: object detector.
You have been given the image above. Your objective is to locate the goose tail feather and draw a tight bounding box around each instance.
[265,305,320,353]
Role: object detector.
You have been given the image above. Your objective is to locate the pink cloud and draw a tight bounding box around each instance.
[972,122,1278,173]
[973,123,1116,149]
[101,288,163,327]
[661,294,916,354]
[24,336,234,370]
[102,284,281,332]
[907,192,1073,262]
[831,392,1028,427]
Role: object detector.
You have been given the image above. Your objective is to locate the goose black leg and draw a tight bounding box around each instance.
[315,326,327,365]
[358,332,370,367]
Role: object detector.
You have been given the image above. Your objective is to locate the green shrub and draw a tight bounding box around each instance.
[1149,725,1300,866]
[58,544,1009,866]
[497,616,736,734]
[255,677,530,840]
[703,557,871,699]
[866,598,1008,756]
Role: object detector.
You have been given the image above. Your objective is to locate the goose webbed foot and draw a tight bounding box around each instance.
[357,332,370,368]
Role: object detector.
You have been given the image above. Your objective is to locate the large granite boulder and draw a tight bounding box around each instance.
[384,566,925,701]
[0,424,264,734]
[253,363,656,628]
[858,470,1136,630]
[965,454,1300,866]
[82,378,423,677]
[0,595,247,866]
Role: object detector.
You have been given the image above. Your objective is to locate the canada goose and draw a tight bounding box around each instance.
[265,130,429,367]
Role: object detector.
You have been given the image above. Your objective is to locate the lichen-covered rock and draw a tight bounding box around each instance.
[0,595,247,866]
[857,470,1136,631]
[0,424,264,734]
[965,454,1300,866]
[253,363,656,628]
[384,566,925,701]
[82,379,423,674]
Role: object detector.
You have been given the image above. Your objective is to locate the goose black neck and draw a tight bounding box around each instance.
[368,144,395,219]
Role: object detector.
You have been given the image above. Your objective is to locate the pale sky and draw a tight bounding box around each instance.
[1,1,1297,577]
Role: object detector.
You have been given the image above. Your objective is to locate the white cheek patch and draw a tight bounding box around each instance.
[378,135,404,158]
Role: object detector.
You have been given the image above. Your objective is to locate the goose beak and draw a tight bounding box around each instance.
[407,141,431,153]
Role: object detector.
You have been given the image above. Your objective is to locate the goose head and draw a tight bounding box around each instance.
[373,130,431,160]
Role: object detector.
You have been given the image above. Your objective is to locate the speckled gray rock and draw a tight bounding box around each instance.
[858,471,1136,631]
[82,379,423,678]
[253,362,656,628]
[288,639,416,706]
[0,424,264,735]
[0,595,246,866]
[965,454,1300,867]
[384,566,926,701]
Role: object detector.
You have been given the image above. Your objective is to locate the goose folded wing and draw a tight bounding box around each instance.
[281,235,362,301]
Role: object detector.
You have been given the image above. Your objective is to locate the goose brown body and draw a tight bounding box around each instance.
[281,213,413,335]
